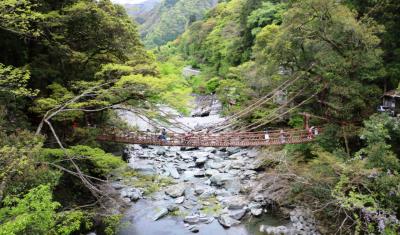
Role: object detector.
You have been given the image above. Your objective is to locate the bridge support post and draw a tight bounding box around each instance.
[303,113,310,130]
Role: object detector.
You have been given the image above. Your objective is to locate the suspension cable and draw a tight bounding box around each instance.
[235,86,309,132]
[212,65,315,132]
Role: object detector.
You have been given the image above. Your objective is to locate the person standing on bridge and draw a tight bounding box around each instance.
[158,128,167,142]
[264,129,270,142]
[279,129,286,144]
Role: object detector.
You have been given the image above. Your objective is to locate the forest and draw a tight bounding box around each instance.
[1,0,400,234]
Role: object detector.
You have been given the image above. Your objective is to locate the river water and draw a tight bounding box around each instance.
[115,95,289,235]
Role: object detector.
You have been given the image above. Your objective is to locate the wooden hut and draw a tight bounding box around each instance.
[378,90,400,116]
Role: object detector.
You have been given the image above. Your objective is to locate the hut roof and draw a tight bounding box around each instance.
[384,90,400,98]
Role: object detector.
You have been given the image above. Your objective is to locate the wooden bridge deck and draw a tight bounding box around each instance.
[97,129,318,147]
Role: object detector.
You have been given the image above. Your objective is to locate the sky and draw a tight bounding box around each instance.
[111,0,147,4]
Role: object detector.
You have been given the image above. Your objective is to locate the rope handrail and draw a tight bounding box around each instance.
[212,64,316,132]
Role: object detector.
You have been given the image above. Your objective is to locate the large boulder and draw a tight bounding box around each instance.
[165,183,186,198]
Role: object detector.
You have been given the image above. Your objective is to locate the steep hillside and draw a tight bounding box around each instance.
[138,0,218,48]
[123,0,160,23]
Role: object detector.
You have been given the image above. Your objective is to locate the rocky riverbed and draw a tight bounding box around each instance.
[109,95,320,235]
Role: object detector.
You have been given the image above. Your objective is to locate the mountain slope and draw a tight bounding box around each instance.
[138,0,218,48]
[123,0,160,23]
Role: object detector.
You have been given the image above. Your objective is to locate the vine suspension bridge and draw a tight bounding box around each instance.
[96,128,320,147]
[97,65,323,147]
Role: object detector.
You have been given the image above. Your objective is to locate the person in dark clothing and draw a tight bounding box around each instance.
[159,128,167,141]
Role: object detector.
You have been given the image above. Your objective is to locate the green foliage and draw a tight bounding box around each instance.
[205,77,220,94]
[103,214,122,235]
[247,1,286,36]
[0,64,38,97]
[0,185,86,235]
[358,114,400,171]
[216,78,252,108]
[0,0,43,36]
[41,145,125,178]
[0,185,60,235]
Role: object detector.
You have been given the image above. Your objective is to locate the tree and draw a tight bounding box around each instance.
[252,0,384,122]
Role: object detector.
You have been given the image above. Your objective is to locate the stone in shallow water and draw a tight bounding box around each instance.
[218,214,241,228]
[175,196,185,204]
[167,204,179,212]
[199,215,214,224]
[229,209,247,220]
[152,207,168,221]
[120,187,142,201]
[165,183,186,198]
[187,225,199,233]
[184,215,200,224]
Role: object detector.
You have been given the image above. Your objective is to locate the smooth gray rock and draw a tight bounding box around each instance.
[175,196,185,204]
[184,215,200,224]
[224,195,248,210]
[165,183,186,198]
[111,182,125,190]
[194,186,205,195]
[208,161,224,169]
[183,171,196,181]
[131,164,155,174]
[199,215,214,224]
[165,164,180,179]
[193,170,205,177]
[210,173,233,186]
[120,188,142,201]
[223,178,241,194]
[205,169,219,176]
[156,149,166,156]
[152,208,168,221]
[195,156,208,165]
[226,147,241,155]
[218,214,241,227]
[229,209,247,220]
[167,204,179,212]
